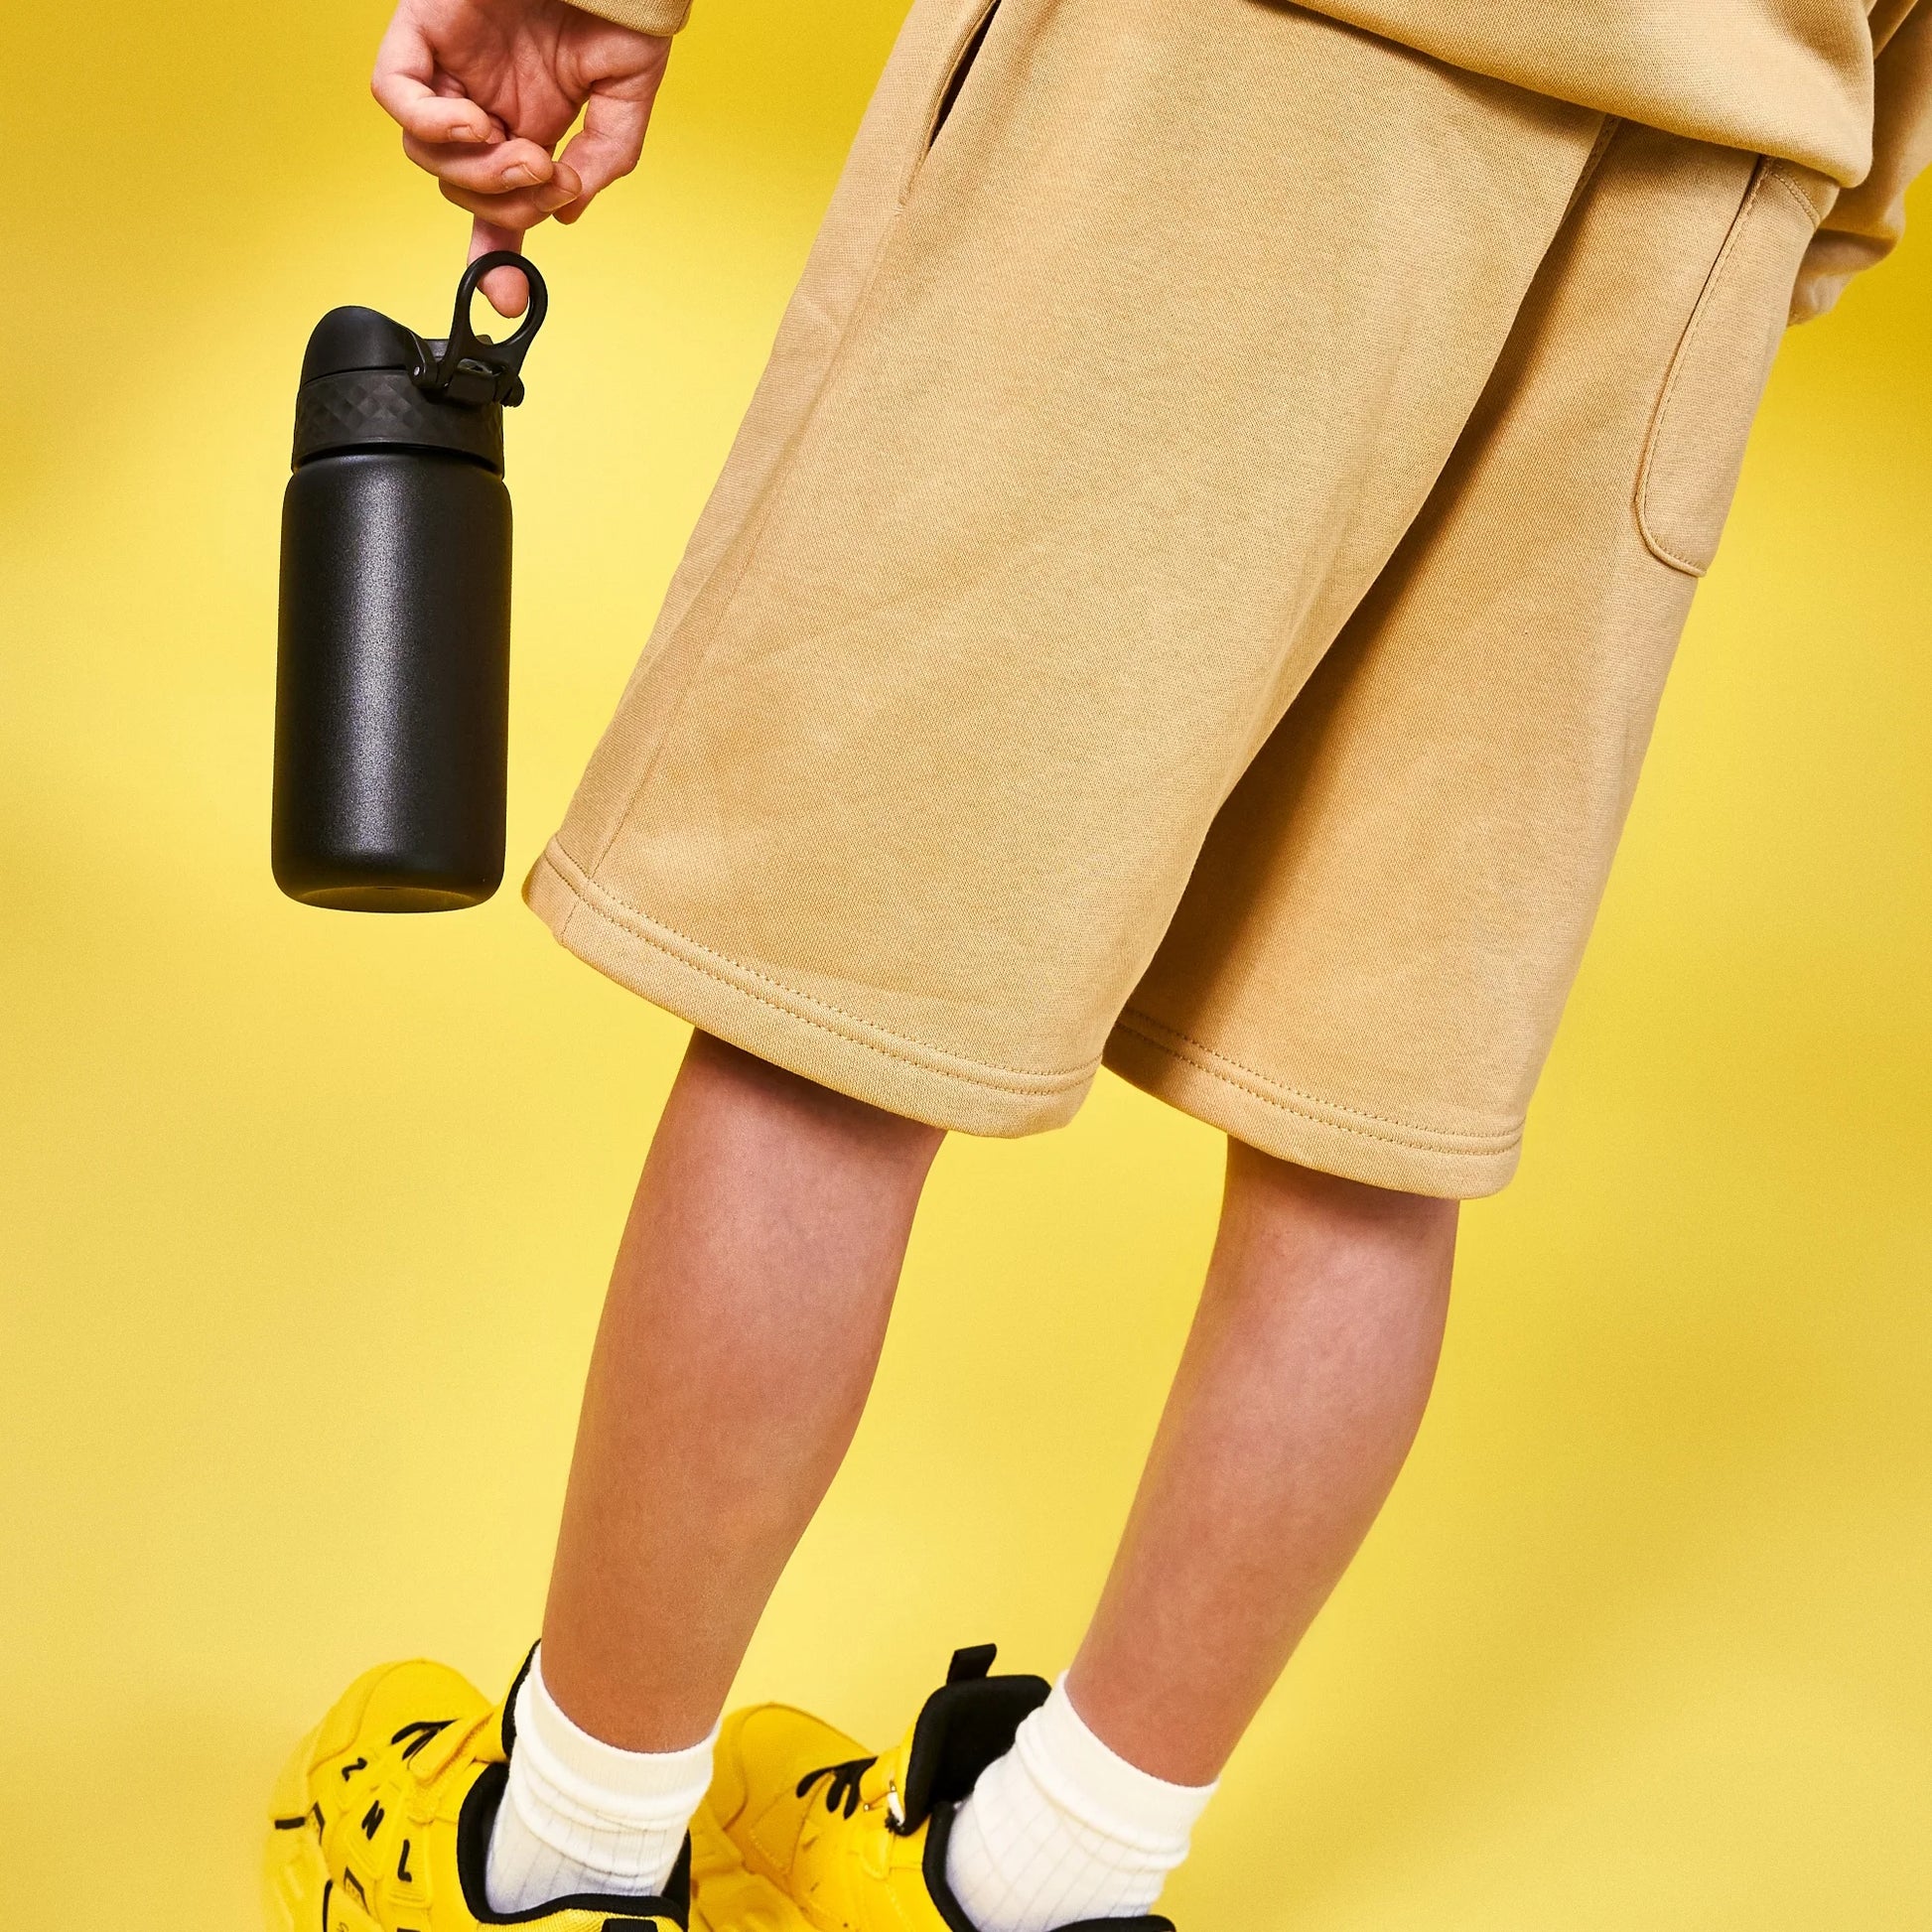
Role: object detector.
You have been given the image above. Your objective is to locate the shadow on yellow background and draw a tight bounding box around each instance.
[4,1,1929,1923]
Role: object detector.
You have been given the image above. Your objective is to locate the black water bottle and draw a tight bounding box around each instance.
[273,252,548,911]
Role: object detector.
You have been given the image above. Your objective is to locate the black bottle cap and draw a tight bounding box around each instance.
[299,306,422,385]
[291,254,548,475]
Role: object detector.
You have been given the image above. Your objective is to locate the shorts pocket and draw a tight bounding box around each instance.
[926,0,1002,156]
[1636,158,1828,577]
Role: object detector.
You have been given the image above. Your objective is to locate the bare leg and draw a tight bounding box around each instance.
[1068,1141,1458,1786]
[539,1032,943,1750]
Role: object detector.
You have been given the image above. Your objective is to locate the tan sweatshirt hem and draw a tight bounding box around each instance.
[569,0,690,36]
[568,0,1931,316]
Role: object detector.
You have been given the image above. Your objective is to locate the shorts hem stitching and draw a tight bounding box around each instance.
[1113,1009,1523,1158]
[539,844,1097,1099]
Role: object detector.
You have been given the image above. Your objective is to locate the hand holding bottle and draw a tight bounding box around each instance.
[371,0,671,315]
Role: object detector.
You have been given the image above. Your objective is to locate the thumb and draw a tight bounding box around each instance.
[552,83,655,222]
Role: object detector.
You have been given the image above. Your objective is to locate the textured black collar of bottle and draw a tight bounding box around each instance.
[289,252,548,473]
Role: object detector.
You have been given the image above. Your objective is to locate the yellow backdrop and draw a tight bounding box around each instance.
[5,0,1929,1923]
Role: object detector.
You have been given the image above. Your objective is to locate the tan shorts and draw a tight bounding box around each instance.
[527,0,1834,1196]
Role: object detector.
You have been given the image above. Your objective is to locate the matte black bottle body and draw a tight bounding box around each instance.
[275,451,511,911]
[272,254,547,912]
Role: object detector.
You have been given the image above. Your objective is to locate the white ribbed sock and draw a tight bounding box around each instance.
[944,1677,1217,1932]
[484,1649,716,1912]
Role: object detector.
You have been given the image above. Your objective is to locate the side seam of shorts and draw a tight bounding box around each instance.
[528,841,1098,1136]
[1104,1009,1522,1198]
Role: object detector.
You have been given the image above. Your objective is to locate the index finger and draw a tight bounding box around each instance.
[469,219,533,318]
[370,16,496,145]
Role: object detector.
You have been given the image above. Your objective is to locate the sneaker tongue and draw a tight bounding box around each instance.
[491,1642,540,1762]
[894,1646,1049,1833]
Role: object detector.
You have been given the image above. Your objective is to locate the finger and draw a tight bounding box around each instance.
[439,163,582,231]
[550,80,657,223]
[370,16,495,144]
[432,71,509,142]
[402,131,558,195]
[470,219,532,318]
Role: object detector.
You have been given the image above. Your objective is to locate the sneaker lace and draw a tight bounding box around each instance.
[795,1755,878,1820]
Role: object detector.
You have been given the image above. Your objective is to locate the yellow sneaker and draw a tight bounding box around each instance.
[264,1651,690,1932]
[693,1646,1175,1932]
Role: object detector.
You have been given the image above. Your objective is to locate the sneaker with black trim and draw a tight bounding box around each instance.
[264,1651,690,1932]
[690,1645,1175,1932]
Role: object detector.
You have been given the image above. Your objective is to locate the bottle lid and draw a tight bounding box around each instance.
[291,253,549,474]
[299,306,422,387]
